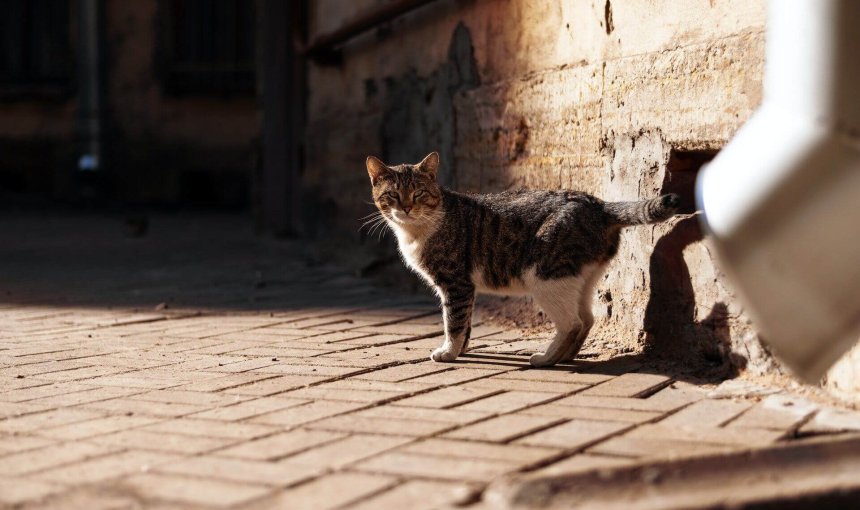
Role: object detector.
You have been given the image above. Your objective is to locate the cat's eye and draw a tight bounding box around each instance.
[384,192,399,200]
[413,190,426,198]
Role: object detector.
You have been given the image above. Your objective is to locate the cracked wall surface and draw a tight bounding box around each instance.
[304,0,858,395]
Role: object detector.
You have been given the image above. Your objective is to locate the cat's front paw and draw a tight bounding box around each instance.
[430,346,459,362]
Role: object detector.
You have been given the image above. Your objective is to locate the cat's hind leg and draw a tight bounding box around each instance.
[561,263,604,361]
[528,276,586,368]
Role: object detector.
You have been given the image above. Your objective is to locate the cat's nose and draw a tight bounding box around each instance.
[402,205,412,215]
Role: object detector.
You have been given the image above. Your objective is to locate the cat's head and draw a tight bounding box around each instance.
[365,152,443,225]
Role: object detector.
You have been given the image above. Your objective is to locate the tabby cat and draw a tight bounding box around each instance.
[365,152,679,367]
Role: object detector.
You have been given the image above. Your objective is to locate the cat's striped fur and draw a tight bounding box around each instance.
[366,152,679,367]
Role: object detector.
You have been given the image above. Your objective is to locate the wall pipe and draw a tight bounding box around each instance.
[303,0,440,58]
[696,0,860,382]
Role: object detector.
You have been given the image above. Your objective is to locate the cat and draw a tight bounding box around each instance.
[365,151,679,367]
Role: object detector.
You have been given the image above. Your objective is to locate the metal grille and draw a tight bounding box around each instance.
[0,0,71,89]
[164,0,256,95]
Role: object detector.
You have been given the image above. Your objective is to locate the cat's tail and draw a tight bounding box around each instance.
[604,194,680,226]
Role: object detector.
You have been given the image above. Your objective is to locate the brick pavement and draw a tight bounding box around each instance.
[1,214,859,509]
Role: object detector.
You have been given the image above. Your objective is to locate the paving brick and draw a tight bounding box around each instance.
[495,370,613,385]
[404,367,502,386]
[256,472,397,510]
[444,414,566,443]
[2,360,93,377]
[454,390,561,413]
[0,408,105,434]
[0,382,94,403]
[280,434,413,468]
[467,377,589,394]
[589,435,731,459]
[0,477,64,505]
[250,400,366,427]
[157,456,321,487]
[25,387,139,408]
[353,323,443,336]
[625,424,785,446]
[316,378,434,393]
[516,419,631,449]
[579,373,673,397]
[800,407,860,435]
[252,363,367,378]
[438,355,530,371]
[79,398,210,418]
[658,399,752,428]
[0,401,54,419]
[534,453,634,476]
[280,386,406,404]
[30,365,127,382]
[36,450,182,485]
[552,394,691,413]
[645,385,706,408]
[348,480,476,510]
[204,357,281,373]
[391,386,503,409]
[728,395,819,431]
[353,451,516,482]
[128,388,248,407]
[521,402,664,423]
[139,418,276,440]
[0,442,114,476]
[219,375,327,396]
[307,414,457,437]
[91,429,235,454]
[13,488,137,510]
[0,435,56,456]
[216,429,345,461]
[401,438,560,464]
[191,396,310,421]
[356,363,453,382]
[350,405,490,424]
[36,414,161,440]
[177,373,280,392]
[120,473,272,507]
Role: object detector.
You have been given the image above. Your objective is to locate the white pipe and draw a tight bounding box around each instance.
[696,0,860,383]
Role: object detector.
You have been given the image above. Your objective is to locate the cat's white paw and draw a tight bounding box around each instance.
[430,347,459,362]
[529,352,555,368]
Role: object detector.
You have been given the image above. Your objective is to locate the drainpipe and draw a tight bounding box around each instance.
[76,0,104,197]
[696,0,860,383]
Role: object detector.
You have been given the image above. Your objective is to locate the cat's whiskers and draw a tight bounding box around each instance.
[359,210,383,220]
[369,217,390,239]
[359,215,384,230]
[359,211,390,240]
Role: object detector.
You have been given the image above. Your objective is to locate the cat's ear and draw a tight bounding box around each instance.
[418,152,440,177]
[366,156,389,186]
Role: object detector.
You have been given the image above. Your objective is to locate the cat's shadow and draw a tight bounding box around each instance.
[639,214,742,383]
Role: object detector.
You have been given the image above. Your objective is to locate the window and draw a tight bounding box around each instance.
[163,0,256,96]
[0,0,72,94]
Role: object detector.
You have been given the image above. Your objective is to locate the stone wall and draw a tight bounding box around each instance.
[304,0,858,393]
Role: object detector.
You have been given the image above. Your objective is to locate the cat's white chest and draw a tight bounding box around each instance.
[394,230,436,287]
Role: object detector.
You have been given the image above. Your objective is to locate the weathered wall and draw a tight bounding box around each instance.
[306,0,770,375]
[103,0,258,206]
[304,0,858,392]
